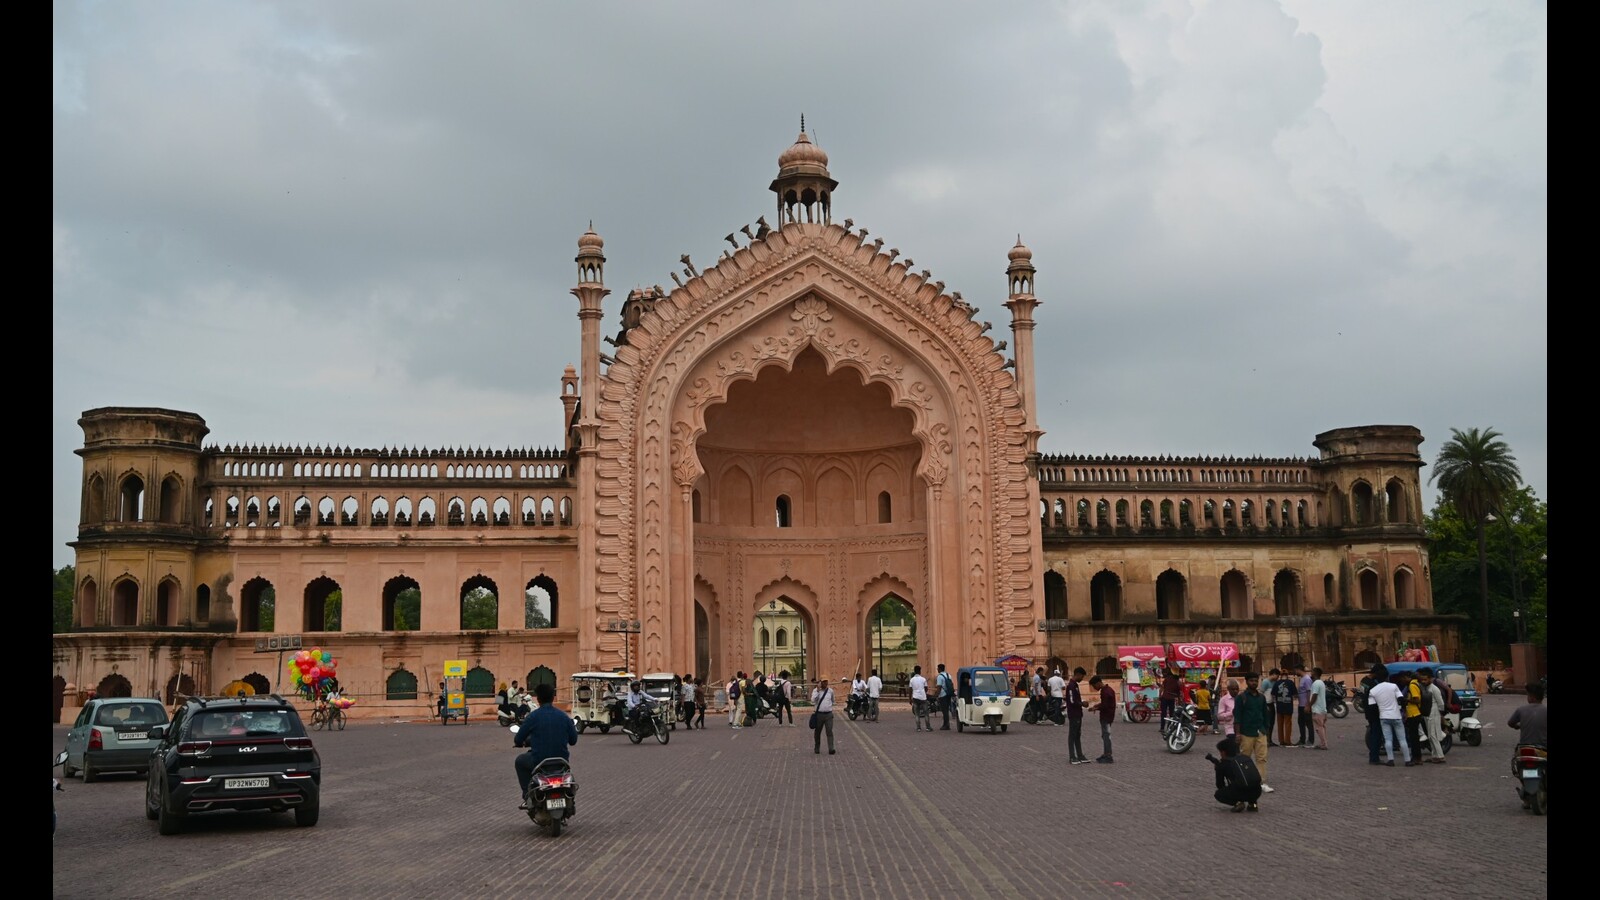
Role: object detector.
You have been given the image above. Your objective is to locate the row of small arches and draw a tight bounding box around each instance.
[219,461,570,479]
[1041,564,1423,622]
[1036,467,1311,485]
[208,495,574,528]
[74,572,562,632]
[1042,497,1313,530]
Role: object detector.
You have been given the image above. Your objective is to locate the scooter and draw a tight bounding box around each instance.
[516,748,577,836]
[1485,674,1505,694]
[497,692,532,728]
[1511,744,1547,815]
[53,751,67,836]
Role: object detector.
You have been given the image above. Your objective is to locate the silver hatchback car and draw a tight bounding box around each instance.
[63,697,169,783]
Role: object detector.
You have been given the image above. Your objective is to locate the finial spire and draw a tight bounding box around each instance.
[589,219,594,230]
[800,113,805,133]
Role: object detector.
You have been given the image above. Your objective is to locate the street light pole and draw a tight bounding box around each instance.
[605,619,642,675]
[1488,512,1527,645]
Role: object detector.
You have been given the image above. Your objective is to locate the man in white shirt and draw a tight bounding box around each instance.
[909,665,931,731]
[867,669,884,722]
[1047,669,1068,725]
[1368,675,1410,766]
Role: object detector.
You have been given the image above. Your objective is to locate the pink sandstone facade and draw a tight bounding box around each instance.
[53,132,1462,720]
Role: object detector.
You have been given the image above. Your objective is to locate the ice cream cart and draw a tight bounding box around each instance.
[1116,643,1240,723]
[439,659,469,725]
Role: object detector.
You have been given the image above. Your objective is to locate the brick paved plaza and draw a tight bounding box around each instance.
[51,693,1546,899]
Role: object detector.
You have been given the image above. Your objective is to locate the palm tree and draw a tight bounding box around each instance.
[1429,427,1521,657]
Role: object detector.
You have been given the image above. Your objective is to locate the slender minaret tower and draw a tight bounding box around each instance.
[1005,236,1041,440]
[572,225,609,667]
[1005,237,1048,656]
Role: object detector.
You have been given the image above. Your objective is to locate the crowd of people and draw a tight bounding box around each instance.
[504,655,1549,818]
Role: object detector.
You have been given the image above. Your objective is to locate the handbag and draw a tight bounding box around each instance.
[809,688,829,729]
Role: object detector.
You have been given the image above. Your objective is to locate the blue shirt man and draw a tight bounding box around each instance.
[514,683,578,804]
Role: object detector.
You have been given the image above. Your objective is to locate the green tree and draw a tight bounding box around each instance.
[1425,485,1547,652]
[525,586,552,629]
[258,587,276,632]
[324,590,342,631]
[53,565,75,633]
[1429,427,1521,658]
[461,586,498,630]
[394,587,421,631]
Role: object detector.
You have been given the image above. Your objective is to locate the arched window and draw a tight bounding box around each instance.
[386,668,419,700]
[239,578,274,632]
[1156,570,1186,620]
[526,666,557,692]
[1351,482,1374,525]
[464,665,496,698]
[118,474,145,522]
[760,627,771,648]
[460,576,499,630]
[195,583,210,624]
[384,577,422,631]
[878,491,892,524]
[1090,570,1121,621]
[1385,479,1407,524]
[1323,573,1336,609]
[775,495,792,528]
[1273,569,1301,616]
[1220,570,1250,619]
[1044,571,1067,620]
[692,490,702,523]
[527,575,559,628]
[1359,568,1380,610]
[1394,567,1416,609]
[776,628,788,648]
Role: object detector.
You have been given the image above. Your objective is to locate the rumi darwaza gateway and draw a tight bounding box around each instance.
[54,130,1462,717]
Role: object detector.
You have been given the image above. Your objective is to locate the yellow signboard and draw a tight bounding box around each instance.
[447,691,466,710]
[443,660,468,678]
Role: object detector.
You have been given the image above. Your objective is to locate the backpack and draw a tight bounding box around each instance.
[728,680,741,701]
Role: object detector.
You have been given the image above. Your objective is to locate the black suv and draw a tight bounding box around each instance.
[144,694,321,834]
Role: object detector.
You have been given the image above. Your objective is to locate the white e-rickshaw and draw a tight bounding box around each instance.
[569,671,633,734]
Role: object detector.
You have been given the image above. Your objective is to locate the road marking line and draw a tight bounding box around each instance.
[163,847,290,889]
[674,778,692,797]
[1296,772,1350,786]
[1021,745,1041,754]
[710,750,722,761]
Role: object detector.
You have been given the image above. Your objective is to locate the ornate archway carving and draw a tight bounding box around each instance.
[594,222,1039,670]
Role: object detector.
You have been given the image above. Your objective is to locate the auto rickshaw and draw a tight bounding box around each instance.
[569,671,633,734]
[640,673,682,730]
[954,665,1019,733]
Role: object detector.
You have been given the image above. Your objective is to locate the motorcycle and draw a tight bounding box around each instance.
[1021,696,1064,726]
[845,692,868,721]
[1161,702,1198,754]
[621,699,671,745]
[1324,679,1350,719]
[53,751,67,836]
[1511,744,1547,815]
[519,752,577,836]
[497,692,533,728]
[1485,674,1505,694]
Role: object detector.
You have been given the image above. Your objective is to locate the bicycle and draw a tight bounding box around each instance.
[309,702,346,731]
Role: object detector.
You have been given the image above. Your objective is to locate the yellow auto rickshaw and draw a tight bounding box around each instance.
[954,665,1021,733]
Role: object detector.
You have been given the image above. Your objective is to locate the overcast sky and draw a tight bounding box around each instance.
[52,1,1546,569]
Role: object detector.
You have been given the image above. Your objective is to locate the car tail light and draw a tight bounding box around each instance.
[284,737,314,750]
[176,741,213,756]
[89,728,104,751]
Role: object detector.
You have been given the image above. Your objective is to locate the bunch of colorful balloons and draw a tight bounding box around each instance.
[287,647,340,700]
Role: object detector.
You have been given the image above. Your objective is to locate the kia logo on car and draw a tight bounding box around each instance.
[239,746,258,753]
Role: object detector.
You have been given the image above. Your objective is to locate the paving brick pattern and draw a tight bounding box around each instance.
[50,694,1546,899]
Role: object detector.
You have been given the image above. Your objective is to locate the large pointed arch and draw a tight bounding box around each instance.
[594,221,1040,672]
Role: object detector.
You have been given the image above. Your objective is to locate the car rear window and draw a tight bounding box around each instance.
[94,702,169,727]
[189,709,302,739]
[1443,671,1471,691]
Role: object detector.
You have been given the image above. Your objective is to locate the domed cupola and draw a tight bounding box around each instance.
[769,116,838,225]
